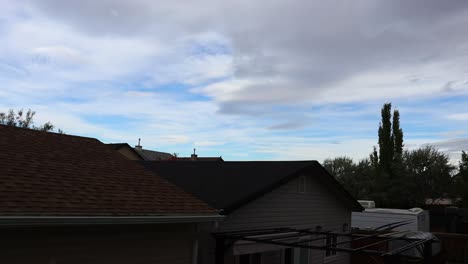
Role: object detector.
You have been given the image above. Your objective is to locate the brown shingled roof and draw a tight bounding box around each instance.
[0,125,217,216]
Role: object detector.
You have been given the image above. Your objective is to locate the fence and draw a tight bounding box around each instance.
[433,232,468,263]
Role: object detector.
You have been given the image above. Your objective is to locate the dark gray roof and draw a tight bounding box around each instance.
[134,148,174,161]
[140,160,363,214]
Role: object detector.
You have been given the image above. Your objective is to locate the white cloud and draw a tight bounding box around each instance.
[31,46,87,65]
[194,141,225,147]
[0,4,233,95]
[3,0,468,107]
[2,0,468,163]
[447,113,468,121]
[421,138,468,164]
[158,135,191,145]
[253,138,376,162]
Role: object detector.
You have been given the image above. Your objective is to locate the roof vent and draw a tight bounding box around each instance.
[135,138,143,151]
[191,148,198,161]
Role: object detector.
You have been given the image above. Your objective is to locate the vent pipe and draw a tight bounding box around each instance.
[191,148,198,161]
[135,138,143,151]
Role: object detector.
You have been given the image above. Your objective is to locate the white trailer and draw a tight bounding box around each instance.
[352,208,430,232]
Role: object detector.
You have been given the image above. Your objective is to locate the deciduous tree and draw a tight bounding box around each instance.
[0,109,59,132]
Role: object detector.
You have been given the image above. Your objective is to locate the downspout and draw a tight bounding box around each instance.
[192,222,200,264]
[192,238,199,264]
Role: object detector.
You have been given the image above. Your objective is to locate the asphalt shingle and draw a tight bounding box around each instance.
[0,125,216,216]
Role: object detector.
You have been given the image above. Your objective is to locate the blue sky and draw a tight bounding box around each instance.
[1,0,468,162]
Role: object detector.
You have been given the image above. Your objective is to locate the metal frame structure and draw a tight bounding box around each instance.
[214,227,437,264]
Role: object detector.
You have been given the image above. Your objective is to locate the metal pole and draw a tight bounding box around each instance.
[215,236,225,264]
[423,240,432,264]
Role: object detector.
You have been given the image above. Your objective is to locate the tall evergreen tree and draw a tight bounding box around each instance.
[370,146,379,170]
[392,109,404,159]
[376,103,404,171]
[378,103,394,173]
[374,103,407,207]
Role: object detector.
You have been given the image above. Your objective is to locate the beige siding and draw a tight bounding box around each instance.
[218,173,352,264]
[0,223,196,264]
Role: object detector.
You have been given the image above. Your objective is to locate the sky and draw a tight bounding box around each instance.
[1,0,468,163]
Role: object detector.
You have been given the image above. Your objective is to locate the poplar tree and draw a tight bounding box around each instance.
[393,109,404,159]
[375,103,406,207]
[377,103,404,171]
[378,103,394,174]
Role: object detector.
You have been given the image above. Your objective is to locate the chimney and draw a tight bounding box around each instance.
[135,138,143,151]
[191,148,197,161]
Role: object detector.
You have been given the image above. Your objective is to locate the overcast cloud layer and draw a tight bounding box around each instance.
[1,0,468,162]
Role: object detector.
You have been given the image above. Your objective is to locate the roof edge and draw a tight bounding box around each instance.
[106,143,145,160]
[222,161,364,214]
[314,164,365,212]
[0,124,100,142]
[222,161,319,214]
[0,215,224,227]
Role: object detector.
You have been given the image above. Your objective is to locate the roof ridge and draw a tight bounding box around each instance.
[150,160,318,163]
[0,124,101,142]
[0,125,217,216]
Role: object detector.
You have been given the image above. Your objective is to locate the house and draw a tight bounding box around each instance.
[0,125,222,264]
[110,143,223,162]
[135,145,175,160]
[107,143,145,160]
[108,142,175,161]
[175,151,224,161]
[176,156,224,161]
[141,160,364,264]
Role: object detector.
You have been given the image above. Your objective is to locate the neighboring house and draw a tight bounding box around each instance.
[176,152,224,161]
[108,140,175,161]
[108,141,175,161]
[110,142,222,161]
[0,125,221,264]
[135,147,175,161]
[141,161,364,264]
[107,143,144,160]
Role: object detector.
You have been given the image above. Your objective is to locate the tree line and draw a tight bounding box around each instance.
[323,103,467,209]
[0,109,61,132]
[2,106,466,208]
